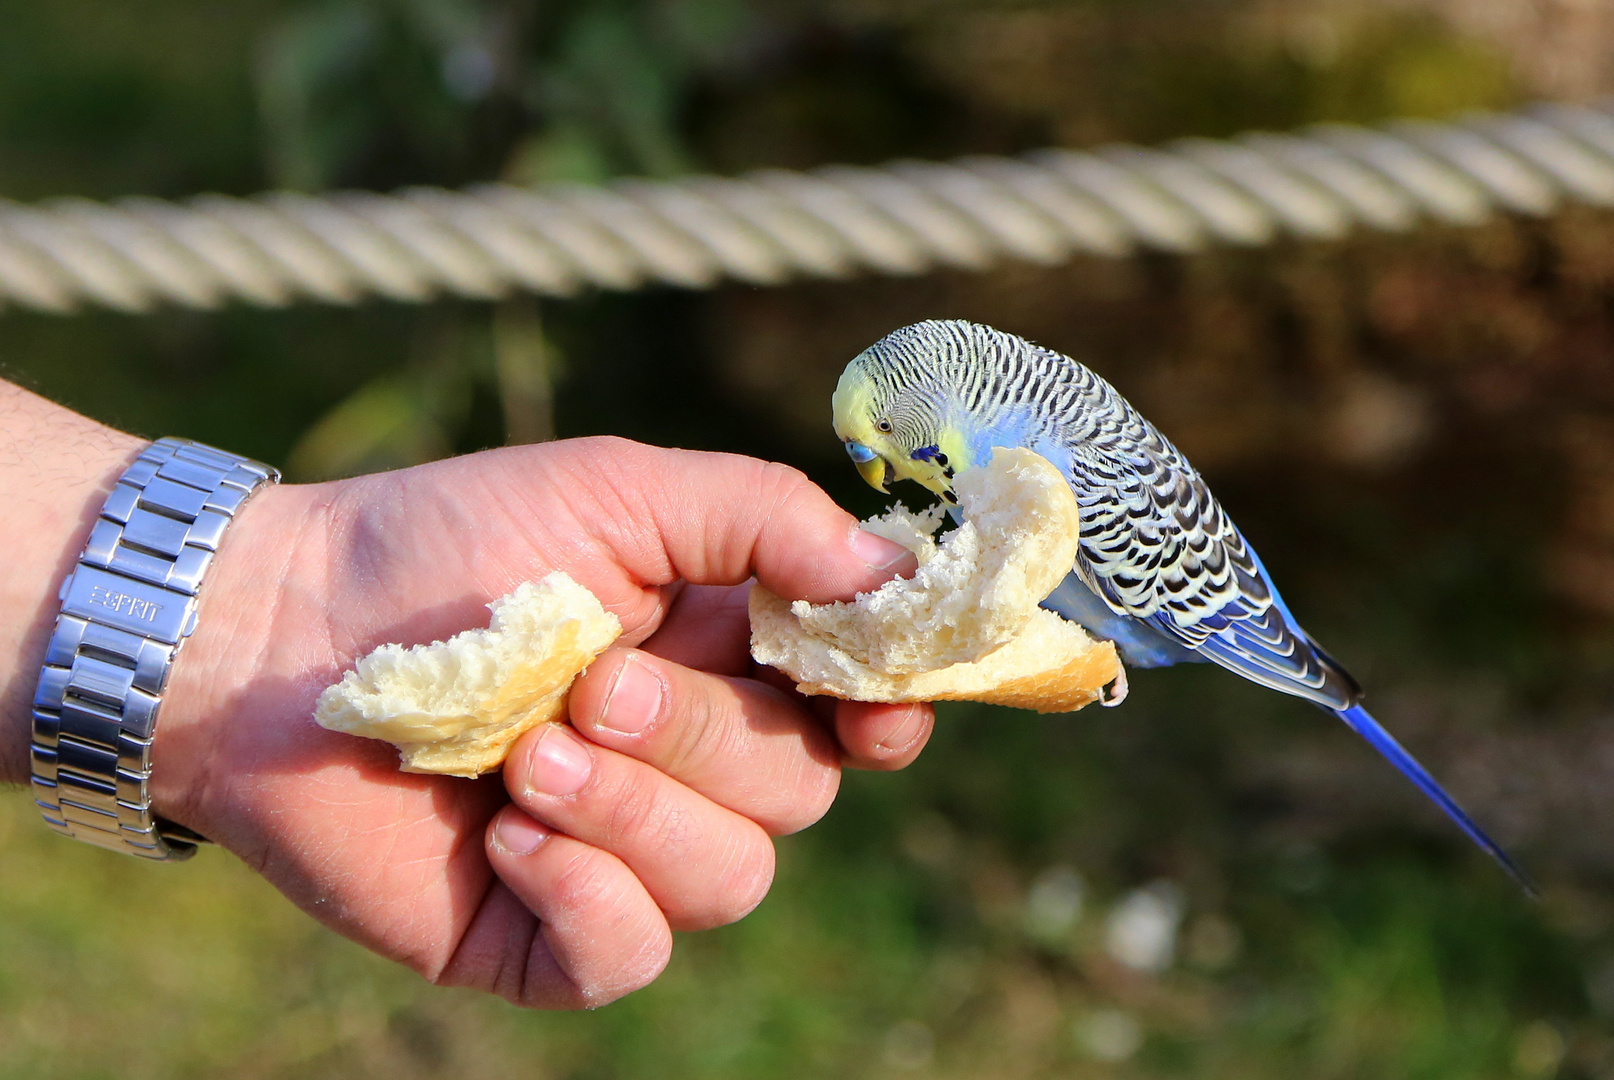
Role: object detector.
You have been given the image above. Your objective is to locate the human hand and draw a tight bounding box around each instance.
[142,436,933,1008]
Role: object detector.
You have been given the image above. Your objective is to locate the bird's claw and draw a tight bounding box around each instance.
[1100,667,1129,707]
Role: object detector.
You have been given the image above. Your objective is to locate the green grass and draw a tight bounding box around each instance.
[3,697,1600,1079]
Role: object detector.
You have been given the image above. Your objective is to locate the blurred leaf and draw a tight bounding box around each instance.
[254,0,762,191]
[256,3,379,191]
[503,120,615,185]
[554,4,686,174]
[254,0,497,190]
[1301,12,1518,124]
[285,371,455,479]
[518,2,704,180]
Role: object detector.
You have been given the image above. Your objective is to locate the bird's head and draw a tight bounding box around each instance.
[832,321,980,504]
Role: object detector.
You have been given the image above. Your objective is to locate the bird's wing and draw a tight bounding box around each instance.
[1067,432,1358,710]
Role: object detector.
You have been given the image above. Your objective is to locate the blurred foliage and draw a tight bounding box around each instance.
[255,0,759,191]
[6,0,1614,1077]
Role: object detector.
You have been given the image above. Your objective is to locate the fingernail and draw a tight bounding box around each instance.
[878,705,928,755]
[494,812,551,855]
[850,528,912,570]
[523,725,593,797]
[599,654,663,736]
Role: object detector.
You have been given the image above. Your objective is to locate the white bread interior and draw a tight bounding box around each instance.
[750,448,1123,713]
[314,573,622,776]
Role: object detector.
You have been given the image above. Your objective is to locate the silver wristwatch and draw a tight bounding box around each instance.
[29,437,279,861]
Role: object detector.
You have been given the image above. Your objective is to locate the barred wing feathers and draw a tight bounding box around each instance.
[1046,353,1359,711]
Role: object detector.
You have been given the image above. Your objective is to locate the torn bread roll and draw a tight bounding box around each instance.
[314,573,621,776]
[750,448,1123,713]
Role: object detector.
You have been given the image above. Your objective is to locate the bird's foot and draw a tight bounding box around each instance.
[1100,667,1129,707]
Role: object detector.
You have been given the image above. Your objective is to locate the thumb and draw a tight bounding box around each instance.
[515,437,915,604]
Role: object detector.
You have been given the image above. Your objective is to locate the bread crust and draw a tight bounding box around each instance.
[750,588,1121,713]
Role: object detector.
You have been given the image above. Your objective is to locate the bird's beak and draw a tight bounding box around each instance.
[845,441,891,492]
[857,456,892,492]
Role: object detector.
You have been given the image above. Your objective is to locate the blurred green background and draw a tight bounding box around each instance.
[5,0,1614,1077]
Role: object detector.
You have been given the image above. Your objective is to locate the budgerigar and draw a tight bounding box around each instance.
[833,319,1530,892]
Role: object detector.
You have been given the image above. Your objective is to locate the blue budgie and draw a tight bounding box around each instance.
[832,318,1530,892]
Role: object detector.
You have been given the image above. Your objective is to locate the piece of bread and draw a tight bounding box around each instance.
[749,448,1123,713]
[314,573,622,776]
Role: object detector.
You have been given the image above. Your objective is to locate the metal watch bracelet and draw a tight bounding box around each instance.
[28,437,279,861]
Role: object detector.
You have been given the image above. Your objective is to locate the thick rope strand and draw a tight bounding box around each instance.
[4,102,1614,314]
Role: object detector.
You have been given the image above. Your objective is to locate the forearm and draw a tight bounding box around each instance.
[0,381,145,786]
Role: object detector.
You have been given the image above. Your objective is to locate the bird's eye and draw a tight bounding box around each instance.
[876,419,893,433]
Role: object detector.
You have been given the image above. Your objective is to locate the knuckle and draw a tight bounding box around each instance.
[579,928,672,1009]
[544,846,619,918]
[533,898,672,1010]
[660,823,774,931]
[521,849,674,1010]
[600,773,694,854]
[783,768,840,834]
[710,829,776,925]
[661,674,740,768]
[570,434,645,461]
[754,460,816,512]
[748,761,839,837]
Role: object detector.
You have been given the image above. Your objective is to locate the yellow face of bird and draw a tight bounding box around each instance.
[832,361,970,503]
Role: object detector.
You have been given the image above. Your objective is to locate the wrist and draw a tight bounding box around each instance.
[142,478,330,841]
[0,385,144,787]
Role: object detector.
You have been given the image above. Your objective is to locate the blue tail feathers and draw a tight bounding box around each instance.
[1334,704,1536,898]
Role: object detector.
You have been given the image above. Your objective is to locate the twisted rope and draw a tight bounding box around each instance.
[5,102,1614,315]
